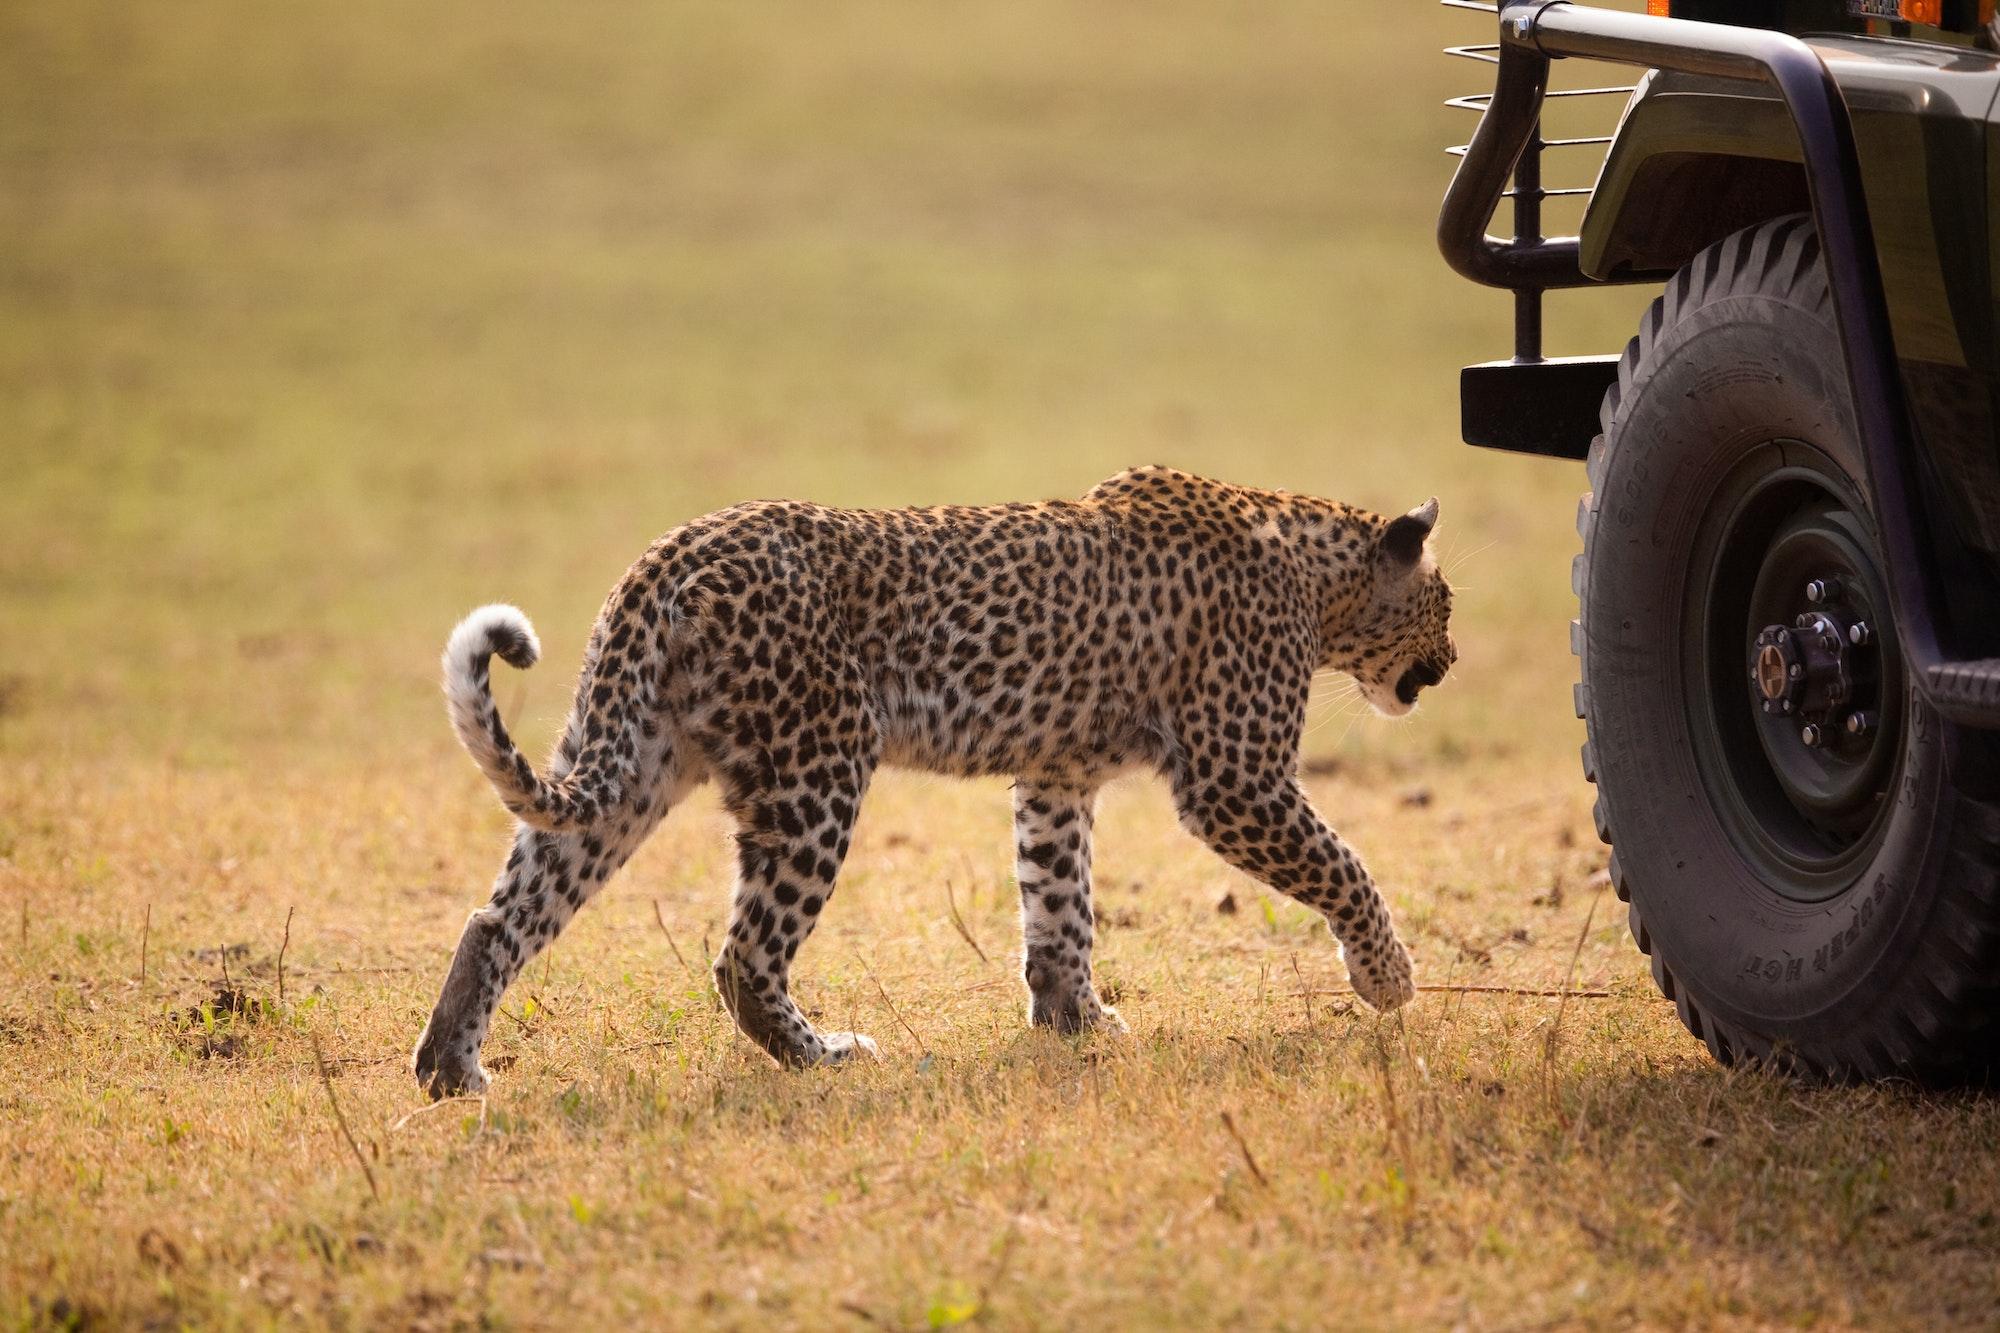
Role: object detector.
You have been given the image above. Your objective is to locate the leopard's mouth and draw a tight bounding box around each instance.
[1394,660,1446,707]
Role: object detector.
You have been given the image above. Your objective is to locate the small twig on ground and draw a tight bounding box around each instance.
[138,903,150,987]
[1370,1023,1413,1166]
[278,906,294,1005]
[1544,883,1607,1112]
[858,956,927,1056]
[389,1094,486,1133]
[944,879,989,965]
[1290,952,1314,1025]
[1219,1110,1270,1187]
[652,899,713,1002]
[309,1031,380,1201]
[1297,983,1612,999]
[1424,956,1459,1070]
[218,941,231,990]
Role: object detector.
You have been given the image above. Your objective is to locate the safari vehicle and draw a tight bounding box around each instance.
[1440,0,2000,1080]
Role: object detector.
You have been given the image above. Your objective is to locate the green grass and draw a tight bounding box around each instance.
[4,3,1997,1328]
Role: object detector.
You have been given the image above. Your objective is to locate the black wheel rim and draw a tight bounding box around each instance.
[1681,439,1904,903]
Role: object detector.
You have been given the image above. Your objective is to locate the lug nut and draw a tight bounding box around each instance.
[1849,621,1872,647]
[1800,723,1823,747]
[1846,710,1877,737]
[1789,663,1804,680]
[1805,578,1842,605]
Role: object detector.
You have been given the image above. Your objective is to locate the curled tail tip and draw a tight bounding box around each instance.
[446,603,541,675]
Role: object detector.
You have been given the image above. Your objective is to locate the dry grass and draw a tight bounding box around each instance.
[4,3,1998,1329]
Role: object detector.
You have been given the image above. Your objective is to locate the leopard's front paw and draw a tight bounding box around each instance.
[814,1031,880,1066]
[1346,937,1416,1013]
[412,1028,490,1100]
[1029,988,1125,1035]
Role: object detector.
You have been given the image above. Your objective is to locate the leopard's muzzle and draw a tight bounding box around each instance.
[1394,659,1447,708]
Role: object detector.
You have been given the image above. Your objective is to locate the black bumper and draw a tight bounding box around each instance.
[1460,355,1619,461]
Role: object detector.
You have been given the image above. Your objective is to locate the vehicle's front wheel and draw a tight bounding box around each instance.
[1576,214,2000,1080]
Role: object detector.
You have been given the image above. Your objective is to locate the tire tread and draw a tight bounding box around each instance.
[1574,215,2000,1082]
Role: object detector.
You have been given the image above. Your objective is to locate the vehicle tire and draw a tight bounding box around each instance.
[1576,213,2000,1081]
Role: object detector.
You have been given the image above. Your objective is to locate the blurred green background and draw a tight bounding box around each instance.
[0,1,1648,775]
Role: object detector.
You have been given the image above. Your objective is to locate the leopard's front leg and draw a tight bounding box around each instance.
[1014,780,1123,1034]
[1173,770,1415,1012]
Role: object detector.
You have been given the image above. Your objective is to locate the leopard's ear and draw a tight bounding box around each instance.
[1380,498,1439,567]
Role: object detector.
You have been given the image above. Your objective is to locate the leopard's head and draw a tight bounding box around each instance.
[1347,497,1456,718]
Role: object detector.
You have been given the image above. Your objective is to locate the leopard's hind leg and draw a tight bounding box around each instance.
[701,662,882,1067]
[414,731,694,1098]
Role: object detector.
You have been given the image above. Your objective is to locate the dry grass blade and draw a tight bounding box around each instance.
[1296,983,1613,999]
[1543,883,1607,1113]
[944,878,990,964]
[652,898,715,1007]
[858,956,928,1056]
[1371,1023,1410,1165]
[277,905,294,1005]
[1290,952,1314,1024]
[1219,1110,1270,1188]
[308,1030,380,1202]
[389,1095,486,1134]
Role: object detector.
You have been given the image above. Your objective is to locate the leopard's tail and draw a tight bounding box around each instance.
[443,604,624,835]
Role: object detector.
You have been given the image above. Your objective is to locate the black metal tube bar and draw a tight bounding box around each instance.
[1439,0,1961,712]
[1436,19,1593,290]
[1512,112,1545,360]
[1527,1,1950,702]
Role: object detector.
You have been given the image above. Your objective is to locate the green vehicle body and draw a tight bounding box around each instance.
[1579,15,2000,558]
[1441,0,2000,1078]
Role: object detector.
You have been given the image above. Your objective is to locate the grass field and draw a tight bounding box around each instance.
[5,3,2000,1328]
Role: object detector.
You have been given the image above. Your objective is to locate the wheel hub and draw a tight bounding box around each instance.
[1749,590,1875,748]
[1689,462,1905,889]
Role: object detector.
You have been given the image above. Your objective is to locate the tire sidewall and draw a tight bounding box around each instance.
[1584,286,1959,1057]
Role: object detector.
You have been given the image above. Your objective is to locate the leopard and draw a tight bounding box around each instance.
[413,466,1455,1096]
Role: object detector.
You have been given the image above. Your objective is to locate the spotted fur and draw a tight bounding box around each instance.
[414,467,1455,1095]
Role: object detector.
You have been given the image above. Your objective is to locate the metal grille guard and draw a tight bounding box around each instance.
[1438,0,2000,728]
